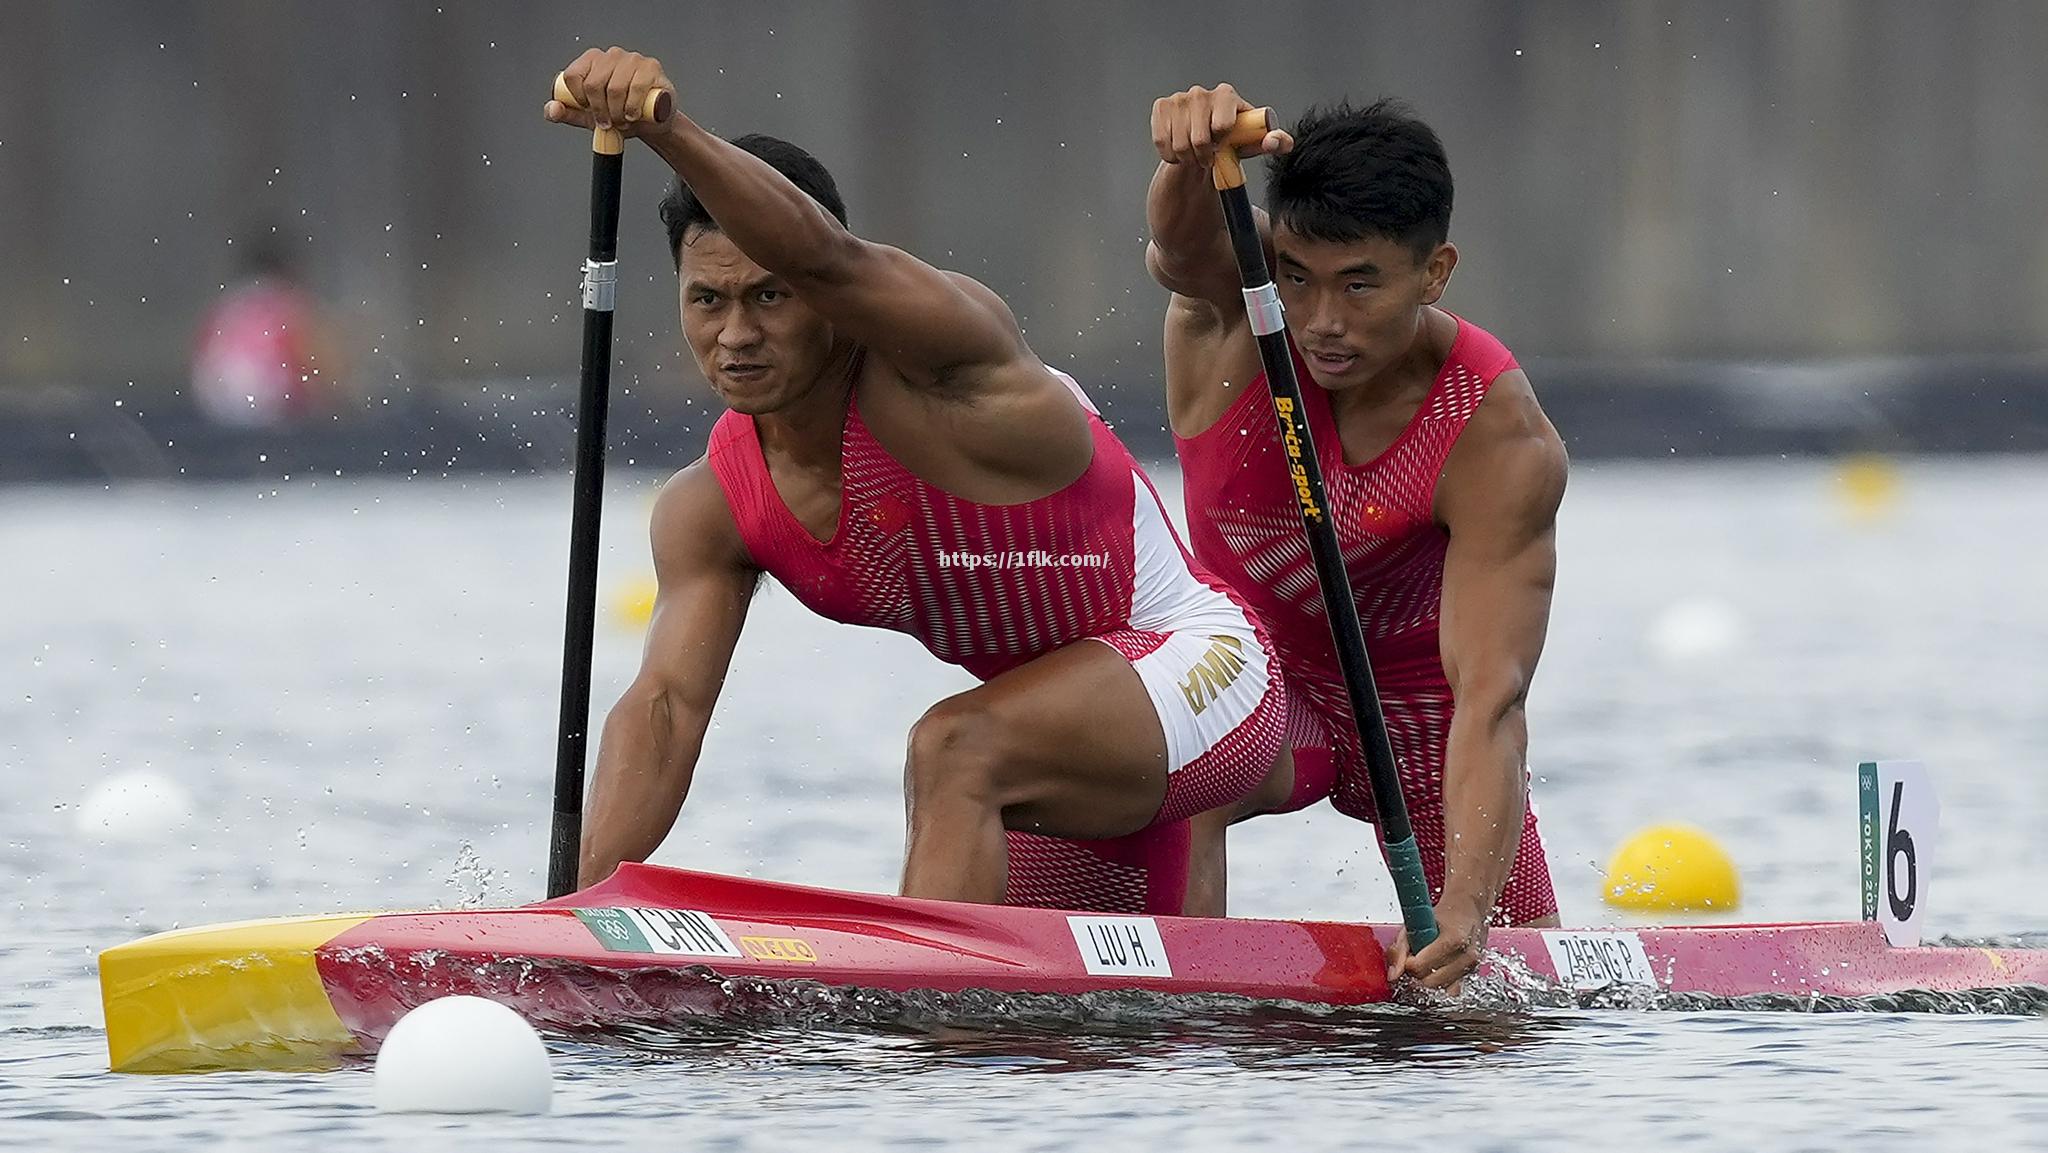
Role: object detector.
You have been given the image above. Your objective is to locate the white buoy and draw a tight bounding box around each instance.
[1646,597,1744,664]
[75,771,192,841]
[373,996,553,1115]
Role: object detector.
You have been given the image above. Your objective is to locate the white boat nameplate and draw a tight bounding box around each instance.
[1068,916,1172,977]
[573,907,742,958]
[1540,931,1659,990]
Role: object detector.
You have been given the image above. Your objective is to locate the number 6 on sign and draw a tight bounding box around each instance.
[1859,760,1939,946]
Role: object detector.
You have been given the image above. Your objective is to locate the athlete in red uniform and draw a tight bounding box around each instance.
[553,49,1289,914]
[1148,86,1568,986]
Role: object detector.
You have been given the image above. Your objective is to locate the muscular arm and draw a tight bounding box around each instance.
[1145,157,1262,316]
[1143,84,1289,435]
[578,463,757,888]
[644,117,1028,389]
[1147,158,1276,434]
[1433,372,1568,927]
[552,49,1028,389]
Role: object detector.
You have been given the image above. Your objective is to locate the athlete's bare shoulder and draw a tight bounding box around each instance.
[1467,368,1562,451]
[849,266,1047,401]
[940,270,1014,326]
[652,457,754,577]
[1436,367,1567,532]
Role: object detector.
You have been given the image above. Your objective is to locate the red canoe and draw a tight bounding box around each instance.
[98,861,2048,1073]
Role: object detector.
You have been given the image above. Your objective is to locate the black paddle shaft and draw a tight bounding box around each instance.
[544,77,674,899]
[546,144,622,900]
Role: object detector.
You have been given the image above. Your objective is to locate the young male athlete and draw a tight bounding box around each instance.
[1147,85,1568,985]
[550,48,1289,914]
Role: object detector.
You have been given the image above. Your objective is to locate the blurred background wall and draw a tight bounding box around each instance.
[3,0,2045,475]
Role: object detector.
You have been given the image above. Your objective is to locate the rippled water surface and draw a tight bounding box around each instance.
[4,458,2047,1150]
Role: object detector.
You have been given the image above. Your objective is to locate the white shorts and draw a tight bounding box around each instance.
[1093,608,1287,825]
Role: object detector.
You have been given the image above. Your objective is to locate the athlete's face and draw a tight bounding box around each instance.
[678,228,839,415]
[1270,224,1457,392]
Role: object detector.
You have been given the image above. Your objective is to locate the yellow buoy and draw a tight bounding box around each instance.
[609,575,658,629]
[1602,822,1741,912]
[1833,453,1901,522]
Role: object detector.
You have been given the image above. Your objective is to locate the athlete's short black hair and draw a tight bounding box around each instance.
[659,134,848,267]
[1266,98,1452,262]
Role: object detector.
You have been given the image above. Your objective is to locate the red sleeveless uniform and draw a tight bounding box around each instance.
[1175,315,1558,924]
[707,370,1287,914]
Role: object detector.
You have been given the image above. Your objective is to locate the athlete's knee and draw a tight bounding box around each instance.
[903,697,1012,806]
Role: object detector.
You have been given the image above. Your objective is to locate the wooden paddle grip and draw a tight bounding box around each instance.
[553,73,674,155]
[1212,106,1276,190]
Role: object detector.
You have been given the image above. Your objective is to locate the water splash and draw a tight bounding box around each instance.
[441,842,502,910]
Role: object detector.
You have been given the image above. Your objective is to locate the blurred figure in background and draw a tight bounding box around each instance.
[190,230,343,427]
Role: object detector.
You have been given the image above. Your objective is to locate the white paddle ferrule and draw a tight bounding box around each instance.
[1243,283,1285,336]
[581,259,618,312]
